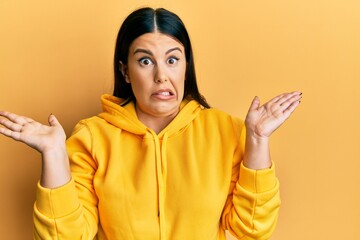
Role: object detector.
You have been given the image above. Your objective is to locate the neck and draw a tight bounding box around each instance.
[135,108,179,134]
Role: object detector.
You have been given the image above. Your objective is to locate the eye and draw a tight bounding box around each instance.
[167,57,179,65]
[138,57,153,66]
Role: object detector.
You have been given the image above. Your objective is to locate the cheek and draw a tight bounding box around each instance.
[175,78,186,98]
[173,64,186,82]
[180,66,187,88]
[131,81,148,98]
[175,67,186,94]
[129,69,151,93]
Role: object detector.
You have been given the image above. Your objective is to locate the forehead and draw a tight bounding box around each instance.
[130,32,184,53]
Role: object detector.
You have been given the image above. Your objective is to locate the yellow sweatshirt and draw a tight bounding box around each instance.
[33,94,280,240]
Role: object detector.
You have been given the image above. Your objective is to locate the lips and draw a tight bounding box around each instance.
[152,89,174,96]
[152,89,175,99]
[155,92,171,96]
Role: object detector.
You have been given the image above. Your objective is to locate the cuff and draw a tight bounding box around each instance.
[238,161,277,193]
[35,178,79,218]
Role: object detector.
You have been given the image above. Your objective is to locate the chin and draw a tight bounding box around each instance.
[152,104,180,116]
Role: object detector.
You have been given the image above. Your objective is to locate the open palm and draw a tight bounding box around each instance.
[0,111,66,153]
[245,92,302,138]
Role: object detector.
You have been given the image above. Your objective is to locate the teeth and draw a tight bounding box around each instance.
[159,92,171,96]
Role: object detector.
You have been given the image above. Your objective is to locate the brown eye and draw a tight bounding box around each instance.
[167,57,179,65]
[138,58,153,66]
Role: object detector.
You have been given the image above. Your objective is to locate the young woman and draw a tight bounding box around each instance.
[0,7,301,240]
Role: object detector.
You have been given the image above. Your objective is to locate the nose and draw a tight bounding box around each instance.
[154,64,168,83]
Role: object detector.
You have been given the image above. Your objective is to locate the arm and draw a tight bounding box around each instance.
[221,123,280,240]
[0,111,98,239]
[33,121,99,239]
[222,92,302,239]
[0,111,70,188]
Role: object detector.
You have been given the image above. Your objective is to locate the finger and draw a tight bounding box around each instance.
[271,94,285,104]
[48,114,61,127]
[0,125,21,141]
[248,96,261,112]
[283,99,301,117]
[278,93,302,110]
[278,91,302,106]
[0,111,34,125]
[0,117,22,132]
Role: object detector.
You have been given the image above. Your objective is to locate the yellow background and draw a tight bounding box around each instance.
[1,0,359,239]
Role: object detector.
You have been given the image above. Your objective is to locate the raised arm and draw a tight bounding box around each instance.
[0,111,71,188]
[222,91,302,239]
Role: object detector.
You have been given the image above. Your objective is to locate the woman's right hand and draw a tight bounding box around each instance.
[0,111,71,188]
[0,111,66,153]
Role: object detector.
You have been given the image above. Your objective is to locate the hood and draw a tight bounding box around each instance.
[98,94,203,138]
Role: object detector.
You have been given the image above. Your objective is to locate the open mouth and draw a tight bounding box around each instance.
[153,90,175,96]
[157,92,173,96]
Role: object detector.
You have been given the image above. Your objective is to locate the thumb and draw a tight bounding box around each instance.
[248,96,260,112]
[48,113,61,127]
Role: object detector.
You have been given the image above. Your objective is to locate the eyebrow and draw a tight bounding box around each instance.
[133,47,183,56]
[166,47,182,55]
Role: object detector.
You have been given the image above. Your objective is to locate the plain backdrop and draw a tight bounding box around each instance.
[0,0,359,239]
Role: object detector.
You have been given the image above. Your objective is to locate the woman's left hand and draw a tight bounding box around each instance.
[245,91,302,139]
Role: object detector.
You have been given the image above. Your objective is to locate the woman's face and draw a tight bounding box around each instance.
[122,32,186,121]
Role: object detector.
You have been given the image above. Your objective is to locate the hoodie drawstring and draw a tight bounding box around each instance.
[151,130,169,240]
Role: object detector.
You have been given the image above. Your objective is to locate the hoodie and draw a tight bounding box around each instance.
[33,94,280,240]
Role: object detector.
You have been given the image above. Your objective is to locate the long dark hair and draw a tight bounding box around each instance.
[113,7,210,108]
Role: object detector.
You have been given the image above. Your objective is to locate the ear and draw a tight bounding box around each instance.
[119,61,130,83]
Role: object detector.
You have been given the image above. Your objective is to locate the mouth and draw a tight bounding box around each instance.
[152,90,175,96]
[152,89,176,99]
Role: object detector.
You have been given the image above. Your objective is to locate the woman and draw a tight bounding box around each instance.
[0,7,301,240]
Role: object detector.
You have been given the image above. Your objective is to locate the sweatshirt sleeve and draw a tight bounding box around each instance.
[221,120,281,240]
[33,121,99,240]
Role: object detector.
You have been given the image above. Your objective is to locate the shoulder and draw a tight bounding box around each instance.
[70,116,109,136]
[194,107,245,140]
[199,108,244,128]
